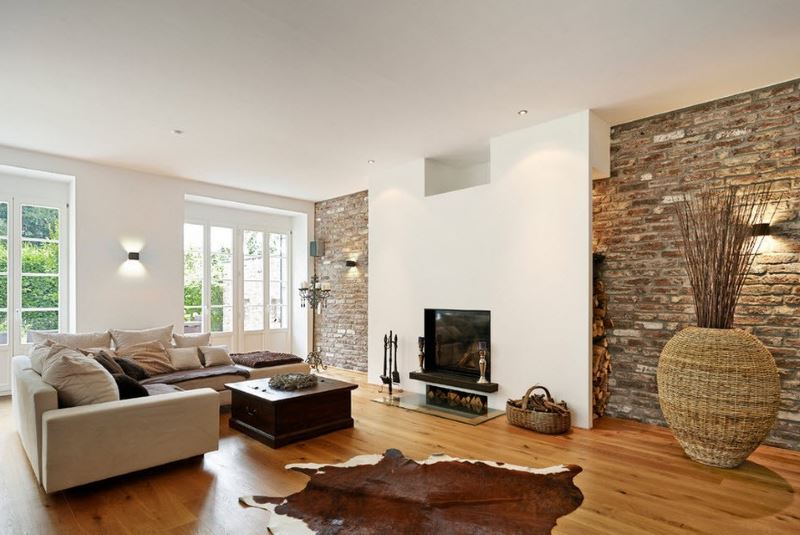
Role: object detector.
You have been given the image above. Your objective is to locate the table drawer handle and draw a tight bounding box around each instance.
[245,406,257,417]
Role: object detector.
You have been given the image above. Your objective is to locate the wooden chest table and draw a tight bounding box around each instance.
[227,376,358,448]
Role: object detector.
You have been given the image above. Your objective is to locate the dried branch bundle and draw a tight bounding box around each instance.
[672,183,776,329]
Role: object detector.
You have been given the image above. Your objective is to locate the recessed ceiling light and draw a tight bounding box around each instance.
[172,129,184,135]
[368,160,375,164]
[517,110,528,116]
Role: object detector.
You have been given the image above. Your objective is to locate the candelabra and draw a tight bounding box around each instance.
[299,274,332,372]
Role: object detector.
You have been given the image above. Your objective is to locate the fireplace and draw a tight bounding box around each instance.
[424,308,490,380]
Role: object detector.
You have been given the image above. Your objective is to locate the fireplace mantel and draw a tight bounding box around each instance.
[409,371,498,393]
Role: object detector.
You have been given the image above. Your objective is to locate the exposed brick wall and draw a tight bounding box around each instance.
[593,79,800,450]
[314,191,368,371]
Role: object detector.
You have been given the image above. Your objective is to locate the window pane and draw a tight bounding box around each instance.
[269,282,283,306]
[269,233,286,256]
[244,306,264,331]
[184,223,204,331]
[22,205,59,240]
[269,305,288,329]
[0,275,6,307]
[0,238,7,272]
[21,241,59,273]
[244,280,263,306]
[21,310,58,344]
[184,307,203,333]
[0,310,6,346]
[22,276,59,308]
[269,257,283,281]
[210,306,232,332]
[0,202,7,236]
[243,230,263,257]
[210,279,232,306]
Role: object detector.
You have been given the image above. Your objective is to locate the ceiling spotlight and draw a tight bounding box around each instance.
[517,110,528,116]
[172,129,184,135]
[368,160,375,164]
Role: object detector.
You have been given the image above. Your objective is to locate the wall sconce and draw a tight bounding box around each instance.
[345,259,357,267]
[127,251,141,261]
[752,223,770,237]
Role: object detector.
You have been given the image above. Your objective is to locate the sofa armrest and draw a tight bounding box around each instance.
[41,388,220,493]
[12,355,58,483]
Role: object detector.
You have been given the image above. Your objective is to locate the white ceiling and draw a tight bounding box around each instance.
[2,1,799,201]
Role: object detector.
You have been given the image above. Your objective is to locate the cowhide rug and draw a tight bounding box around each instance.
[240,448,583,534]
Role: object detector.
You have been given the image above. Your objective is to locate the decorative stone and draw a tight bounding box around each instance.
[268,373,318,391]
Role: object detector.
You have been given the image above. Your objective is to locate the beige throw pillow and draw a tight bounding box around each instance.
[42,354,119,407]
[31,343,87,376]
[30,331,112,350]
[166,347,203,371]
[115,341,176,376]
[173,332,211,348]
[200,346,233,368]
[110,324,174,350]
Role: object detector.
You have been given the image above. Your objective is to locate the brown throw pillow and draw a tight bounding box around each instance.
[115,341,176,376]
[93,352,125,375]
[113,374,149,399]
[113,356,149,381]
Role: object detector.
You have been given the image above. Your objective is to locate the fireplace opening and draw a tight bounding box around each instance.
[424,309,490,381]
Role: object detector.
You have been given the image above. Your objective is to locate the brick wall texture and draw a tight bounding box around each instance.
[314,191,369,371]
[593,79,800,450]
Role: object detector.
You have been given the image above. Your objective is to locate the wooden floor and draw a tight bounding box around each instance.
[1,368,798,534]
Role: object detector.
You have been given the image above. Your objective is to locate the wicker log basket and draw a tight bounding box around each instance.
[506,386,571,434]
[658,327,780,468]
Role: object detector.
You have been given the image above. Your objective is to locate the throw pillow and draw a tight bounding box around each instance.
[173,332,211,348]
[113,356,150,381]
[115,341,176,376]
[31,344,84,375]
[113,374,149,399]
[199,345,234,368]
[42,354,120,407]
[166,347,203,371]
[109,324,174,350]
[93,352,125,375]
[29,341,54,374]
[31,330,112,349]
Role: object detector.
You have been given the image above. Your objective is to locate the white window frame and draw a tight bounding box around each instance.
[183,221,291,341]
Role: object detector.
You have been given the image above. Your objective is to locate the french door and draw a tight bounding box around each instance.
[0,197,68,393]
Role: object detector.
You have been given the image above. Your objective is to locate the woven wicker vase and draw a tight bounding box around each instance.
[657,327,780,468]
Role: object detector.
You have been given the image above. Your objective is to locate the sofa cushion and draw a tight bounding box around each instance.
[110,324,173,350]
[230,350,304,368]
[29,342,55,374]
[42,354,119,407]
[112,356,150,381]
[167,347,203,371]
[31,331,112,350]
[173,332,211,348]
[92,352,126,375]
[113,374,149,399]
[115,341,176,376]
[140,365,249,392]
[200,346,234,367]
[143,383,184,396]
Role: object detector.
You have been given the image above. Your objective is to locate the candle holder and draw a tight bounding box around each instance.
[299,273,332,371]
[417,336,425,372]
[476,340,488,384]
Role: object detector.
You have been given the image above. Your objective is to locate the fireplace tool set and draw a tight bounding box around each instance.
[381,331,400,398]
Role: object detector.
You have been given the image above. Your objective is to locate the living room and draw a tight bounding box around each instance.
[1,1,798,534]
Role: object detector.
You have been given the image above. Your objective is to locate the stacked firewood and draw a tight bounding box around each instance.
[593,254,611,419]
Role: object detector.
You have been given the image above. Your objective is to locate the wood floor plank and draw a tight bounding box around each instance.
[0,368,797,534]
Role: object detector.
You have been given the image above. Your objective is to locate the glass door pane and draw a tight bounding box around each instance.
[268,233,289,329]
[183,223,204,333]
[243,230,264,331]
[0,202,7,345]
[209,226,233,332]
[19,205,60,343]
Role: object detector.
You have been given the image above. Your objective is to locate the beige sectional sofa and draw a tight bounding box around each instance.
[12,352,310,493]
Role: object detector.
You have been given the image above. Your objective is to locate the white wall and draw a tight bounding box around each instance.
[0,144,314,356]
[368,111,602,428]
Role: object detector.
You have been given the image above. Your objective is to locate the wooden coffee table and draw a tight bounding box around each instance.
[227,376,358,448]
